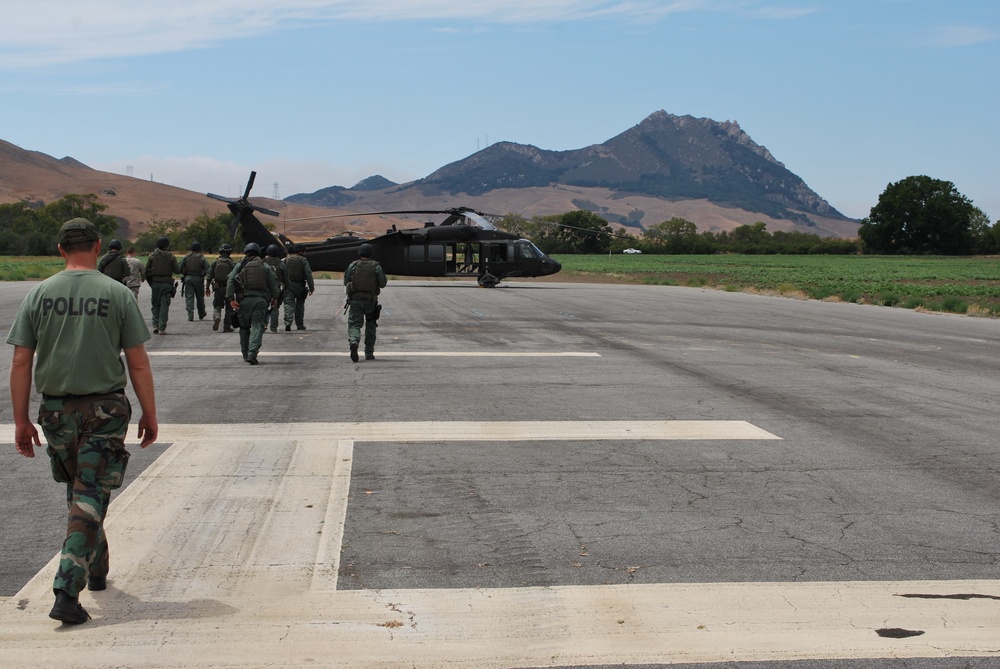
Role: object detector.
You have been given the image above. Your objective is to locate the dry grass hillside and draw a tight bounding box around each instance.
[1,138,859,241]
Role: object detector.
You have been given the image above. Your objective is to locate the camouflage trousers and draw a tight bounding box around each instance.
[347,299,378,354]
[38,392,131,597]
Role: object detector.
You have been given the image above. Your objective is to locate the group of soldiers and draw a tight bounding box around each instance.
[97,237,384,365]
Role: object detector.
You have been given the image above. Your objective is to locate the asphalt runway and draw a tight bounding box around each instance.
[1,278,999,668]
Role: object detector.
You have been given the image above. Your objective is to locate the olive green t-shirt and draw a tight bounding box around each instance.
[6,270,151,396]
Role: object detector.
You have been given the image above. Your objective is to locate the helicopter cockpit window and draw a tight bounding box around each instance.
[410,245,425,262]
[517,241,539,259]
[428,244,444,263]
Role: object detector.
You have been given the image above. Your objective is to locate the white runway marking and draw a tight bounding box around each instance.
[2,422,997,668]
[148,351,602,357]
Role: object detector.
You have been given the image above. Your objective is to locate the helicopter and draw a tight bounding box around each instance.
[208,171,562,287]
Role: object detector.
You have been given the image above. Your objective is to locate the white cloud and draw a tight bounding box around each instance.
[0,0,741,68]
[924,25,1000,49]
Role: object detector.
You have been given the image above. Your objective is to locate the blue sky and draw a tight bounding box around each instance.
[1,1,997,222]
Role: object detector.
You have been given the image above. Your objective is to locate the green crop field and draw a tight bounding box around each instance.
[6,254,1000,317]
[553,254,1000,316]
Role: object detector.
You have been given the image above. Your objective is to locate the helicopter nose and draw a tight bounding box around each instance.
[546,259,562,275]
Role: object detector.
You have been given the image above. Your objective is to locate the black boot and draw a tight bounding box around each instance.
[49,590,90,624]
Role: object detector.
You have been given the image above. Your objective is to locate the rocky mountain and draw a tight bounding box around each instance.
[286,111,856,236]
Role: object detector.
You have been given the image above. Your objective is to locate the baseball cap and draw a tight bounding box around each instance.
[57,218,101,245]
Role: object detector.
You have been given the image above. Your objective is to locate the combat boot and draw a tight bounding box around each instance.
[213,317,220,331]
[49,590,90,625]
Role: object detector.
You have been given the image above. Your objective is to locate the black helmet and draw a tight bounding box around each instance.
[292,243,305,254]
[155,237,170,250]
[191,241,201,252]
[244,242,261,256]
[219,243,233,255]
[358,243,374,257]
[109,239,122,250]
[266,244,280,256]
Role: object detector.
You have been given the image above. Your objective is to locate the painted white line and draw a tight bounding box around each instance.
[147,351,602,357]
[149,420,781,442]
[8,423,996,667]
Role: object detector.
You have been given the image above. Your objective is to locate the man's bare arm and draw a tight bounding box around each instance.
[123,344,158,448]
[9,345,40,457]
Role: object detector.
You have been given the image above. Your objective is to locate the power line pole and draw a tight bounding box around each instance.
[273,182,280,199]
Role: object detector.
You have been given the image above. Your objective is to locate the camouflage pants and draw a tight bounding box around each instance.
[38,392,131,598]
[347,299,378,354]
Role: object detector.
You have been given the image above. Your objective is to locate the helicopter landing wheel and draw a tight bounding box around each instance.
[478,273,499,288]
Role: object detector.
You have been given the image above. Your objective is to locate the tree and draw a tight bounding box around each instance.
[859,176,979,254]
[536,210,613,254]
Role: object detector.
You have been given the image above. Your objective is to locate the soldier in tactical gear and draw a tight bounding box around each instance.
[209,243,236,332]
[145,237,181,334]
[98,239,130,284]
[281,243,315,331]
[7,217,158,625]
[263,244,284,333]
[343,242,386,362]
[226,242,280,365]
[180,241,210,321]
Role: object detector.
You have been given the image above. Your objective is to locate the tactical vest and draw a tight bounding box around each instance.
[264,256,282,279]
[348,259,379,300]
[148,249,175,280]
[239,258,268,293]
[183,252,204,275]
[285,255,306,282]
[99,252,128,282]
[213,256,234,285]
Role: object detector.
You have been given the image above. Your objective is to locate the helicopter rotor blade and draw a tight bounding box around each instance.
[207,193,236,204]
[243,171,257,201]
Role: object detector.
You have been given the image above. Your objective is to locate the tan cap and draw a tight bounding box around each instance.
[57,218,100,245]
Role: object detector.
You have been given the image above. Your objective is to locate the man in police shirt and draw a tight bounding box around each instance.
[7,218,158,625]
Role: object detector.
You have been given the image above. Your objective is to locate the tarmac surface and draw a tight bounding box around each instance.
[1,278,999,668]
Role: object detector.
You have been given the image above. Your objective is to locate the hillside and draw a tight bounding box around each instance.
[287,111,859,238]
[0,140,387,240]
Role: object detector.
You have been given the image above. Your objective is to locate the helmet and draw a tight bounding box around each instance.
[190,241,201,252]
[244,242,261,256]
[292,243,305,254]
[219,243,233,255]
[358,243,374,257]
[266,244,280,256]
[155,237,170,250]
[109,239,122,250]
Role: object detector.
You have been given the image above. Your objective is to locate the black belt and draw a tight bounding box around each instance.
[42,388,125,401]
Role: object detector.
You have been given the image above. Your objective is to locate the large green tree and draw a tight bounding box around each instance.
[859,176,979,254]
[535,210,613,254]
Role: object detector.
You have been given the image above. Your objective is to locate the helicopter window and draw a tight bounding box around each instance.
[410,245,425,262]
[490,245,508,262]
[517,241,538,259]
[428,244,444,263]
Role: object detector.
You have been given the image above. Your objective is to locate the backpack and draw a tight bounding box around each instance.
[239,258,268,292]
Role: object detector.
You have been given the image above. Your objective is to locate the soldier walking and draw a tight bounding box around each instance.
[343,243,386,361]
[209,243,236,332]
[226,243,279,365]
[263,244,284,333]
[7,217,158,625]
[124,247,145,299]
[282,243,315,331]
[97,239,129,284]
[145,237,180,334]
[179,241,210,321]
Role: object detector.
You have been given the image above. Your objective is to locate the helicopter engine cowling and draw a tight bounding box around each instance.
[424,225,476,242]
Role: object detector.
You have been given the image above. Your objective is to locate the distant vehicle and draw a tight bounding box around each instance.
[623,248,642,255]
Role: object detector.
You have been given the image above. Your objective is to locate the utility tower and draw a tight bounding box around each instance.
[273,182,280,199]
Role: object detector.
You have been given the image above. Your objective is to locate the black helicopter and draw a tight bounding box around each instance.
[208,172,562,287]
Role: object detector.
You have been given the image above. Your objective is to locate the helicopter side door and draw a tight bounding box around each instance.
[404,241,448,277]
